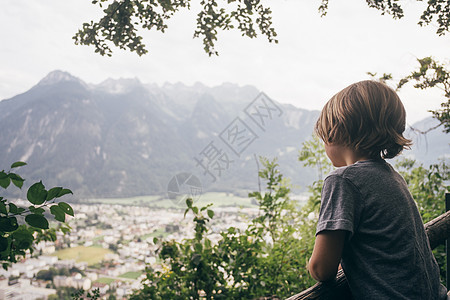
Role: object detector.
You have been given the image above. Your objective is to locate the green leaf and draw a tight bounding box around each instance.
[191,253,201,266]
[0,177,10,189]
[192,206,198,214]
[12,227,34,250]
[27,182,47,205]
[0,216,18,232]
[10,162,27,169]
[58,202,74,216]
[57,188,73,198]
[0,237,9,252]
[186,198,193,208]
[46,187,62,201]
[207,209,214,219]
[25,214,49,229]
[8,173,24,189]
[11,179,24,189]
[60,225,71,234]
[0,203,6,215]
[50,205,66,222]
[33,208,45,215]
[8,203,18,214]
[8,173,23,181]
[153,237,159,244]
[194,243,203,252]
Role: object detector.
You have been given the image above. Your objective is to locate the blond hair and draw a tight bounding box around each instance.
[315,80,412,159]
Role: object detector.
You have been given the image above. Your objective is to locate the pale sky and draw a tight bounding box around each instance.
[0,0,448,124]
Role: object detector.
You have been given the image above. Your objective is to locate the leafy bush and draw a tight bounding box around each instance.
[130,158,317,299]
[0,162,73,269]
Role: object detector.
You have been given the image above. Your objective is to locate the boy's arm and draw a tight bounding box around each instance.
[308,230,346,282]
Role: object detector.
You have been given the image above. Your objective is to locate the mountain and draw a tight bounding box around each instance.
[0,71,319,198]
[0,70,447,199]
[404,117,449,165]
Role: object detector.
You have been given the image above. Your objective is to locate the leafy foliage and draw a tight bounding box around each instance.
[320,0,449,36]
[368,57,450,133]
[74,0,278,56]
[76,0,449,56]
[397,57,450,133]
[0,162,73,269]
[396,158,448,223]
[71,288,101,300]
[298,134,333,211]
[130,157,316,299]
[298,134,332,182]
[319,0,403,19]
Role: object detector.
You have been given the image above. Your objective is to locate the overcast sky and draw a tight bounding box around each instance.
[1,0,448,124]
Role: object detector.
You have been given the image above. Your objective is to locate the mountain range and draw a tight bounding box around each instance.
[0,70,447,199]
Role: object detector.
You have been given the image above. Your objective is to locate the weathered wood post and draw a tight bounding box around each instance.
[446,193,450,289]
[286,210,450,300]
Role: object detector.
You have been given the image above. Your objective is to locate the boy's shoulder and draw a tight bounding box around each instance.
[326,159,392,182]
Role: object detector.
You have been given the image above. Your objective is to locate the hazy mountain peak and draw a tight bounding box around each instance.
[193,82,207,89]
[96,77,142,94]
[38,70,84,86]
[162,82,187,90]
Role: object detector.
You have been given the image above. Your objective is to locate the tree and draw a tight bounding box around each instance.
[73,0,278,56]
[75,1,449,57]
[36,267,58,281]
[319,0,450,36]
[0,162,73,269]
[397,57,450,133]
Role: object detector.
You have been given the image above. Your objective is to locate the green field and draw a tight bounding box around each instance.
[53,246,114,265]
[195,192,255,207]
[141,228,169,240]
[119,271,142,279]
[86,192,256,209]
[95,277,116,285]
[88,195,162,206]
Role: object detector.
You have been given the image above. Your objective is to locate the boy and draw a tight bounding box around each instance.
[307,80,447,299]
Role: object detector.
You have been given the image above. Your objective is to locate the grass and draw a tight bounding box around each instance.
[88,195,162,206]
[52,246,113,266]
[141,228,169,240]
[95,277,116,285]
[119,271,142,279]
[92,235,104,242]
[195,192,255,207]
[86,192,257,209]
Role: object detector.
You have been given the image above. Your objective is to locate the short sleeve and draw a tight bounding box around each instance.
[316,174,360,239]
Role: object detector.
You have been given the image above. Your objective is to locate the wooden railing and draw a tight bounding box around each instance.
[286,210,450,300]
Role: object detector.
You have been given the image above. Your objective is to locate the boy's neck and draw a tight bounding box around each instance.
[324,143,370,167]
[343,150,370,166]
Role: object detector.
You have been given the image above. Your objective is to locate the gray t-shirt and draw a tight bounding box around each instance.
[317,159,447,299]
